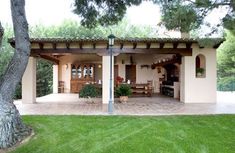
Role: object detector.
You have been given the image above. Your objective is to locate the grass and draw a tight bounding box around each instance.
[11,115,235,153]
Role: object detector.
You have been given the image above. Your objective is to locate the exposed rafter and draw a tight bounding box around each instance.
[79,42,83,49]
[52,43,57,50]
[39,43,44,50]
[120,43,124,49]
[38,54,59,64]
[151,55,182,69]
[186,42,192,49]
[173,42,178,49]
[8,37,223,58]
[93,43,96,49]
[133,42,137,49]
[146,43,151,49]
[159,43,164,49]
[66,43,70,49]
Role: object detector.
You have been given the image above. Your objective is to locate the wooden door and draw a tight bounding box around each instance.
[126,65,136,83]
[114,65,119,80]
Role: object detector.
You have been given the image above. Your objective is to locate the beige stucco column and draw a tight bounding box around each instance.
[180,56,187,102]
[102,55,114,104]
[53,64,58,93]
[22,57,36,104]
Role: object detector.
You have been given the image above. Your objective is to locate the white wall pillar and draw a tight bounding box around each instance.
[180,57,186,102]
[22,57,36,104]
[53,64,58,93]
[102,55,114,104]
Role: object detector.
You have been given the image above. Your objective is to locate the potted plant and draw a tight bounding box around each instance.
[115,84,132,103]
[79,84,100,103]
[196,68,205,77]
[116,76,124,85]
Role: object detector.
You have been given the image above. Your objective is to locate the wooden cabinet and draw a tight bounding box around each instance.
[70,64,95,93]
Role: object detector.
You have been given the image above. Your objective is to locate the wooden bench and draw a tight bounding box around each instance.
[130,83,152,97]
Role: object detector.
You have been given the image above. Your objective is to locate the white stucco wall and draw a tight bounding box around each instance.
[115,54,161,92]
[180,45,217,103]
[53,65,58,93]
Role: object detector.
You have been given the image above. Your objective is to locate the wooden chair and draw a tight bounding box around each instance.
[58,81,64,93]
[147,80,153,96]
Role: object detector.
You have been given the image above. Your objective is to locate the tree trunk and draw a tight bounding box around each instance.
[0,0,31,149]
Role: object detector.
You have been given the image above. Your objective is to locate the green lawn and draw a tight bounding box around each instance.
[12,115,235,153]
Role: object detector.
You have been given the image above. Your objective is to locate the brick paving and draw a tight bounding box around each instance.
[14,93,235,115]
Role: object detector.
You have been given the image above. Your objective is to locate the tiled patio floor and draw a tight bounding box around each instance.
[14,92,235,115]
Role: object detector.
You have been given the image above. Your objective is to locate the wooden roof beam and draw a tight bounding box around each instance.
[93,43,96,49]
[151,56,182,68]
[52,43,57,50]
[146,43,151,49]
[159,43,165,49]
[66,43,70,49]
[31,48,192,56]
[120,43,124,49]
[186,42,192,49]
[79,42,83,49]
[173,42,178,49]
[39,43,44,50]
[39,54,59,64]
[133,42,137,49]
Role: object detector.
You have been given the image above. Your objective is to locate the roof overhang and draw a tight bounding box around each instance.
[8,37,224,64]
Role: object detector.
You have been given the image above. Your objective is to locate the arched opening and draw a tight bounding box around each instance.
[195,54,206,78]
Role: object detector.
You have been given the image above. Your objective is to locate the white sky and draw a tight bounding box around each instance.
[0,0,160,26]
[0,0,225,37]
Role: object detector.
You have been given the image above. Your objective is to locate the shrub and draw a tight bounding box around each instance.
[79,84,100,98]
[115,84,132,97]
[196,68,204,74]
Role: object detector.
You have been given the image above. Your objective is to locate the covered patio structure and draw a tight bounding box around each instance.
[9,37,223,112]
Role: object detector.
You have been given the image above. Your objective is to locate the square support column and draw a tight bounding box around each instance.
[53,64,58,93]
[102,55,114,104]
[22,57,36,104]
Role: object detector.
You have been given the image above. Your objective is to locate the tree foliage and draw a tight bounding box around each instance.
[154,0,235,34]
[36,59,53,97]
[29,19,157,38]
[158,0,203,32]
[0,25,14,76]
[73,0,142,28]
[217,30,235,91]
[73,0,235,35]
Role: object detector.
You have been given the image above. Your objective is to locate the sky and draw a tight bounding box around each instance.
[0,0,160,26]
[0,0,226,37]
